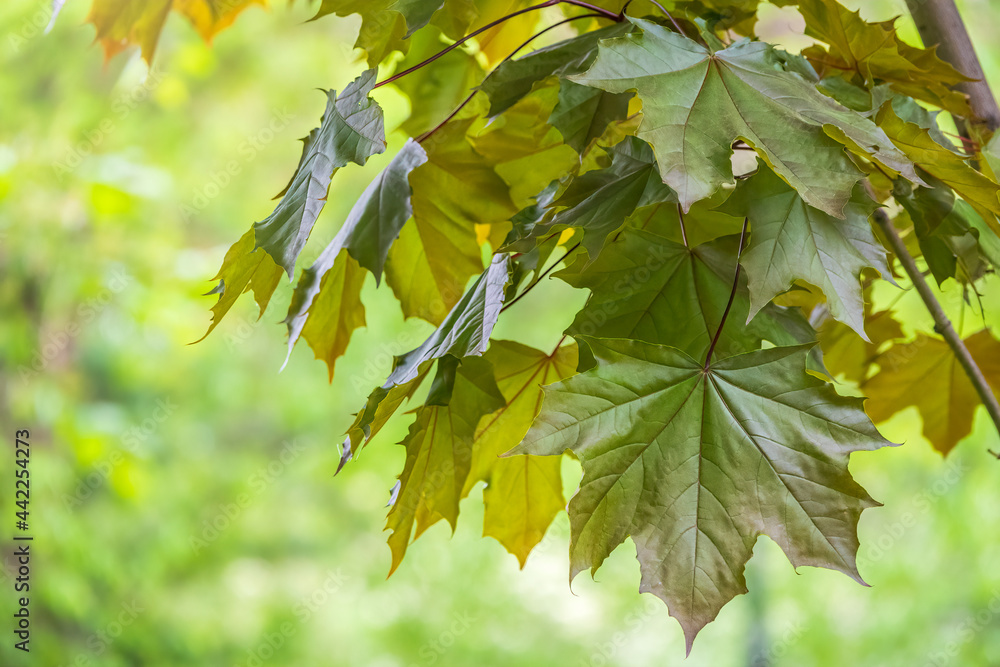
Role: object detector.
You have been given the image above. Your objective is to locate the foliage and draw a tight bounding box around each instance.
[77,0,1000,652]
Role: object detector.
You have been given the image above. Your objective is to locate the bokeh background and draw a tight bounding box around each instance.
[2,0,999,665]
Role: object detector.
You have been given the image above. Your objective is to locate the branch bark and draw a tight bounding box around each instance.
[873,209,1000,447]
[905,0,1000,133]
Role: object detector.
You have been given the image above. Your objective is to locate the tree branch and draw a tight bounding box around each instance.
[905,0,1000,133]
[873,209,1000,450]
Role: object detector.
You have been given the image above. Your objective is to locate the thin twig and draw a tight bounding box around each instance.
[645,0,688,38]
[704,218,748,370]
[374,0,560,89]
[562,0,621,19]
[873,208,1000,454]
[501,243,581,313]
[417,12,609,143]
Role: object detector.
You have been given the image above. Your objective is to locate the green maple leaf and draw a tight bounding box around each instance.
[386,356,505,573]
[720,161,889,337]
[513,337,890,651]
[549,80,631,155]
[556,228,811,359]
[463,340,578,566]
[569,17,917,216]
[253,71,387,278]
[895,179,992,285]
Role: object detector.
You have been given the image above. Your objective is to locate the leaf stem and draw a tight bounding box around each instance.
[501,243,581,313]
[645,0,688,38]
[872,209,1000,453]
[704,217,748,371]
[676,202,689,248]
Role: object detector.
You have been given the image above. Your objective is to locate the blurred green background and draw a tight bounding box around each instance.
[1,1,999,665]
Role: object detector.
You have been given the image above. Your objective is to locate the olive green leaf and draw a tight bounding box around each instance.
[513,337,889,651]
[549,80,631,155]
[569,18,917,216]
[463,340,578,566]
[253,71,387,278]
[522,137,675,259]
[198,228,284,342]
[280,139,428,376]
[895,179,992,285]
[386,356,506,573]
[720,161,888,337]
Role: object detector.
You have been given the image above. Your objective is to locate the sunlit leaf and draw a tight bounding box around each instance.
[864,330,1000,455]
[463,340,578,566]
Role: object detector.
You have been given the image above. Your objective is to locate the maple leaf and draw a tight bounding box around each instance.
[385,356,506,573]
[817,306,904,383]
[877,104,1000,224]
[387,254,511,387]
[521,137,675,258]
[720,161,889,337]
[87,0,265,62]
[254,71,387,278]
[513,337,890,651]
[463,340,578,566]
[796,0,972,116]
[313,0,446,66]
[569,17,918,216]
[387,119,516,324]
[864,330,1000,455]
[197,228,283,342]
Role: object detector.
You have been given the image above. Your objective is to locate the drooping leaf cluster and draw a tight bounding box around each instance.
[83,0,1000,651]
